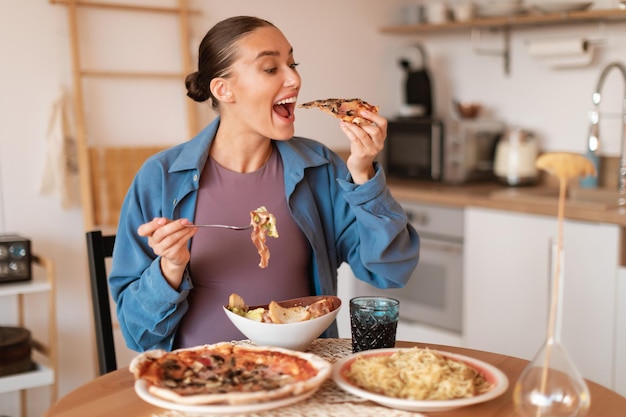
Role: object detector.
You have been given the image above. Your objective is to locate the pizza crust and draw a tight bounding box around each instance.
[130,342,332,406]
[146,378,305,405]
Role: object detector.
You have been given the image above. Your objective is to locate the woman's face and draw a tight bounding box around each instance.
[221,26,301,141]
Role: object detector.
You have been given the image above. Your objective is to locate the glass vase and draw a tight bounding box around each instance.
[512,243,590,417]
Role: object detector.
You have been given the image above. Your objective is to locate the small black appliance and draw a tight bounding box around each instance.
[0,234,32,283]
[398,43,433,117]
[384,117,444,181]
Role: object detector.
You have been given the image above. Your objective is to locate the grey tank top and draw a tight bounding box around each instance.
[176,145,311,348]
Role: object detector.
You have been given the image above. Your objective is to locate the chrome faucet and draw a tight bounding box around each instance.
[590,61,626,200]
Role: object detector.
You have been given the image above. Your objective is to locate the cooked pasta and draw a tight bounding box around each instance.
[345,347,493,401]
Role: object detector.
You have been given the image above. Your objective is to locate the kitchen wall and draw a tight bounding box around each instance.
[422,9,626,156]
[1,1,625,416]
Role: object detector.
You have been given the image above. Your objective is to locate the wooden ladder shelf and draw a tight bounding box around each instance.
[50,0,200,231]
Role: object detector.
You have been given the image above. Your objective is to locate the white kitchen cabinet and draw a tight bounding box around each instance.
[464,207,620,389]
[337,265,464,347]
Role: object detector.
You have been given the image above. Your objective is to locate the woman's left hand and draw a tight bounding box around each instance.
[339,109,387,185]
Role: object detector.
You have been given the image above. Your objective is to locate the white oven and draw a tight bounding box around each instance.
[337,202,464,346]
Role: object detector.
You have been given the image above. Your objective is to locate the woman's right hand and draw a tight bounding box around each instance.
[137,218,197,289]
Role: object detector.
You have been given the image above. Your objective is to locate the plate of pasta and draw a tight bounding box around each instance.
[332,347,508,412]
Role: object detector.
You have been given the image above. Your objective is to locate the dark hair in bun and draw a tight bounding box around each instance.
[184,71,210,102]
[185,16,276,109]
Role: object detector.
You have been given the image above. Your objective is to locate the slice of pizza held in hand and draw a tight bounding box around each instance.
[298,98,379,125]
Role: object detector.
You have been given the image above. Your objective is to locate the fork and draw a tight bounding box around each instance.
[185,223,252,230]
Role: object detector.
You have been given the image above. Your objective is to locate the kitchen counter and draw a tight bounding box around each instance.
[331,147,626,226]
[387,178,626,227]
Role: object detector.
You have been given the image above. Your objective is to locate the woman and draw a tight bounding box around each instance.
[109,16,420,352]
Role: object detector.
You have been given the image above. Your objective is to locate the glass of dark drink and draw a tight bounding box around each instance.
[349,296,399,353]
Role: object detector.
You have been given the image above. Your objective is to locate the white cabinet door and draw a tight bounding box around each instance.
[464,208,553,359]
[464,207,619,388]
[560,220,619,388]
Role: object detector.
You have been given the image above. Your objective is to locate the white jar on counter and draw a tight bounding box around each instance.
[494,128,539,186]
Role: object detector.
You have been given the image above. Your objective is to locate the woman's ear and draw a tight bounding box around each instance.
[210,78,234,103]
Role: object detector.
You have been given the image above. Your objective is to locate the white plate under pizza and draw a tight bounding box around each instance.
[130,342,331,413]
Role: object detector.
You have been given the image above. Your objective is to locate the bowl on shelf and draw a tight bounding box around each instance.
[223,295,342,351]
[453,100,482,119]
[476,0,527,17]
[526,1,593,13]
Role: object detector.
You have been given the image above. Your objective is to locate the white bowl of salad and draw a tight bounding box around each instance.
[223,295,342,351]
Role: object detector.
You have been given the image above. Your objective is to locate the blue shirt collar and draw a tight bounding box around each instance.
[167,116,330,174]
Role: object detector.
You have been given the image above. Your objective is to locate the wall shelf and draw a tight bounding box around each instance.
[0,363,54,393]
[49,0,200,15]
[0,280,51,296]
[380,8,626,34]
[0,255,57,417]
[381,8,626,76]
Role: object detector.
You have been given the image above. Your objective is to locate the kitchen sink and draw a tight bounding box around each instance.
[489,186,625,210]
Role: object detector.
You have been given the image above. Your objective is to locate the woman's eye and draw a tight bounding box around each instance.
[264,63,299,74]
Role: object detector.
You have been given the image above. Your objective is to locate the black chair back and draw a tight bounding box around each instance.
[86,231,117,375]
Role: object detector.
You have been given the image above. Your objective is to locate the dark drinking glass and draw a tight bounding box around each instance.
[349,296,399,353]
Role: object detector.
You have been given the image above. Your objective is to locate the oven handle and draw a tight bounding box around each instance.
[420,238,463,254]
[398,316,428,325]
[398,315,432,326]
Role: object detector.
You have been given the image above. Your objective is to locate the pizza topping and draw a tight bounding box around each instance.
[249,206,278,268]
[298,98,379,125]
[131,343,327,402]
[227,293,335,324]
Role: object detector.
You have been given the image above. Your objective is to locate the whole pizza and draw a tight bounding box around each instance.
[130,342,332,405]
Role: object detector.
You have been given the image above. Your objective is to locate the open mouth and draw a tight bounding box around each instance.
[273,96,297,119]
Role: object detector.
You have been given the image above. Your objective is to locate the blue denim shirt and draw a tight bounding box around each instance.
[109,118,420,351]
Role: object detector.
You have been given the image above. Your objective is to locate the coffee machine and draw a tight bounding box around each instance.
[398,43,433,118]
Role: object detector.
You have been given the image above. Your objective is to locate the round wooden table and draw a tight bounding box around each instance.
[43,339,626,417]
